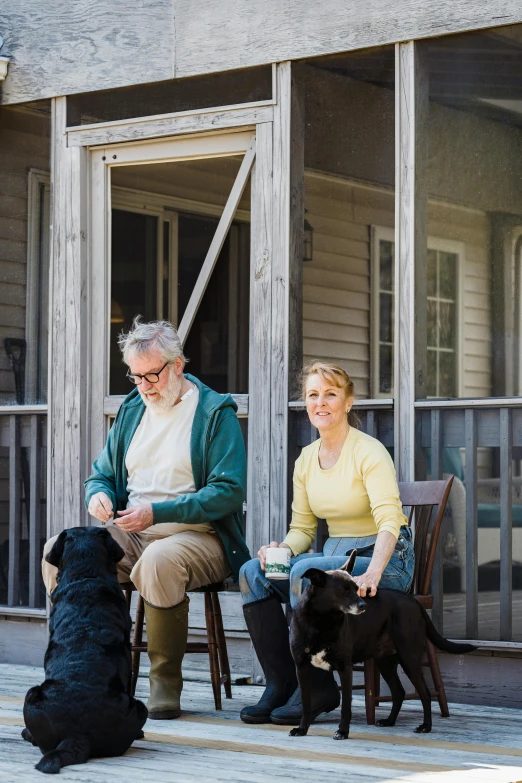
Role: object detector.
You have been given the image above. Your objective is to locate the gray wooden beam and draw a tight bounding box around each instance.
[465,408,478,639]
[499,407,513,641]
[28,415,42,608]
[3,1,522,105]
[394,41,429,483]
[8,416,21,607]
[49,97,89,537]
[430,409,443,632]
[270,62,304,544]
[246,121,273,560]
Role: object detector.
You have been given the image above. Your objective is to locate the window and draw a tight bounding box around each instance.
[372,228,463,398]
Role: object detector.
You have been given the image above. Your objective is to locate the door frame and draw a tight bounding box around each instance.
[88,129,255,464]
[49,66,301,575]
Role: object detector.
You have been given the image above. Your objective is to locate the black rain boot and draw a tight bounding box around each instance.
[240,597,298,724]
[270,666,340,725]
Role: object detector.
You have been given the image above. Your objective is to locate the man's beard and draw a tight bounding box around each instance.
[140,368,182,415]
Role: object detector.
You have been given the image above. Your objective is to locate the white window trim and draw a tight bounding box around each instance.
[26,168,51,404]
[371,226,464,399]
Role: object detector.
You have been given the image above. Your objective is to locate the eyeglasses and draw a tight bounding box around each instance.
[126,361,170,385]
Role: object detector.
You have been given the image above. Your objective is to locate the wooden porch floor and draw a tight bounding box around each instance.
[1,664,522,782]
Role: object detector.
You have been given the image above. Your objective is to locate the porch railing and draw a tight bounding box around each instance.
[289,397,522,645]
[0,407,47,610]
[416,399,522,643]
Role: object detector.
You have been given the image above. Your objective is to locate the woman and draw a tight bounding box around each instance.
[239,362,414,725]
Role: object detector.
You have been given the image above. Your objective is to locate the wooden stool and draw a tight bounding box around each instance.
[123,582,232,710]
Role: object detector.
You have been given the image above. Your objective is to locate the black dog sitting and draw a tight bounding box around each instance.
[289,550,475,740]
[22,526,148,774]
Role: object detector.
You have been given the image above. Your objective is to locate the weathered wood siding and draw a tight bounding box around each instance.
[2,1,522,104]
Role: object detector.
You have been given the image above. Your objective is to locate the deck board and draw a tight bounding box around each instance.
[1,664,522,783]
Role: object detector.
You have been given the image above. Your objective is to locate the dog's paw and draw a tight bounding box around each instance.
[289,727,308,737]
[376,718,396,727]
[414,723,432,734]
[333,730,348,740]
[135,729,145,740]
[21,728,37,746]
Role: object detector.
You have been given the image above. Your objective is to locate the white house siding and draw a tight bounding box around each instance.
[0,106,50,403]
[303,173,493,402]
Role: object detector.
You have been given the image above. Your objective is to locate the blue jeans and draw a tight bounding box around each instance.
[239,527,415,609]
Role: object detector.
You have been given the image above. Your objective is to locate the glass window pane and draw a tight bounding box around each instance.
[109,157,250,395]
[427,349,437,396]
[298,46,395,399]
[379,240,393,291]
[427,300,438,348]
[439,251,457,300]
[379,344,392,394]
[439,351,456,397]
[439,301,456,350]
[427,248,437,297]
[379,292,393,343]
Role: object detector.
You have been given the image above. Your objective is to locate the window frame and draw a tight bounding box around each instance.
[26,168,51,404]
[371,226,464,399]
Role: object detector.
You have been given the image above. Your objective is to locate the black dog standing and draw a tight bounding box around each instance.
[22,527,148,774]
[289,550,475,741]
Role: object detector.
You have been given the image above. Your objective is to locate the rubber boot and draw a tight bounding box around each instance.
[145,597,189,720]
[240,597,298,724]
[270,666,340,725]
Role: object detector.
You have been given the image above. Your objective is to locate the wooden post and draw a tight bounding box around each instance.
[49,97,89,537]
[246,122,273,562]
[394,42,428,483]
[270,61,304,544]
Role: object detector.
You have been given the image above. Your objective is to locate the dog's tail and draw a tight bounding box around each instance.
[420,605,476,654]
[36,736,90,774]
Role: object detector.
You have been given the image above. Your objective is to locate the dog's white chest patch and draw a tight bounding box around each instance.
[310,649,331,671]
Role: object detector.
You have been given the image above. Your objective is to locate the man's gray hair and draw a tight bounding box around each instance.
[118,316,187,367]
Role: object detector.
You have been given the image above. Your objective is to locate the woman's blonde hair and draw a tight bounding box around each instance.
[300,362,359,427]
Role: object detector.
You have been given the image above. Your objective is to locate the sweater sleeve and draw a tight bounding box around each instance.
[151,407,246,525]
[358,440,405,540]
[84,417,119,513]
[283,452,318,555]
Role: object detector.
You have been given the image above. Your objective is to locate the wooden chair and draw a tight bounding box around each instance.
[123,582,233,710]
[354,475,455,724]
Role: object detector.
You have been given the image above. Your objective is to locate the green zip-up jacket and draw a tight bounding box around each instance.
[84,374,250,581]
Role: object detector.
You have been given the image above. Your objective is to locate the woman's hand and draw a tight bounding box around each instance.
[352,569,382,598]
[257,541,291,571]
[115,504,154,533]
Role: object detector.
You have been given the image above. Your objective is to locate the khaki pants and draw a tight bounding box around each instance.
[42,524,230,608]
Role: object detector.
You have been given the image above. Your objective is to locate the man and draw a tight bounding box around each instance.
[42,317,250,719]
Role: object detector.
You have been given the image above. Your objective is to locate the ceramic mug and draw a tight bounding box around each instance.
[265,547,291,579]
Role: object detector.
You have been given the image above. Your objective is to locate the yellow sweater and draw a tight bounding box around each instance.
[283,427,407,555]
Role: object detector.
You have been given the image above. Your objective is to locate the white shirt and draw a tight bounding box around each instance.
[125,387,213,536]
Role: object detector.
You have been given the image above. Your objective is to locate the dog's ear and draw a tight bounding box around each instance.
[102,531,125,563]
[45,530,68,567]
[303,568,327,588]
[341,549,357,575]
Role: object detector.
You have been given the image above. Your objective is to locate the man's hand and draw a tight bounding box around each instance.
[115,504,154,533]
[257,541,291,571]
[352,569,382,598]
[88,492,114,523]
